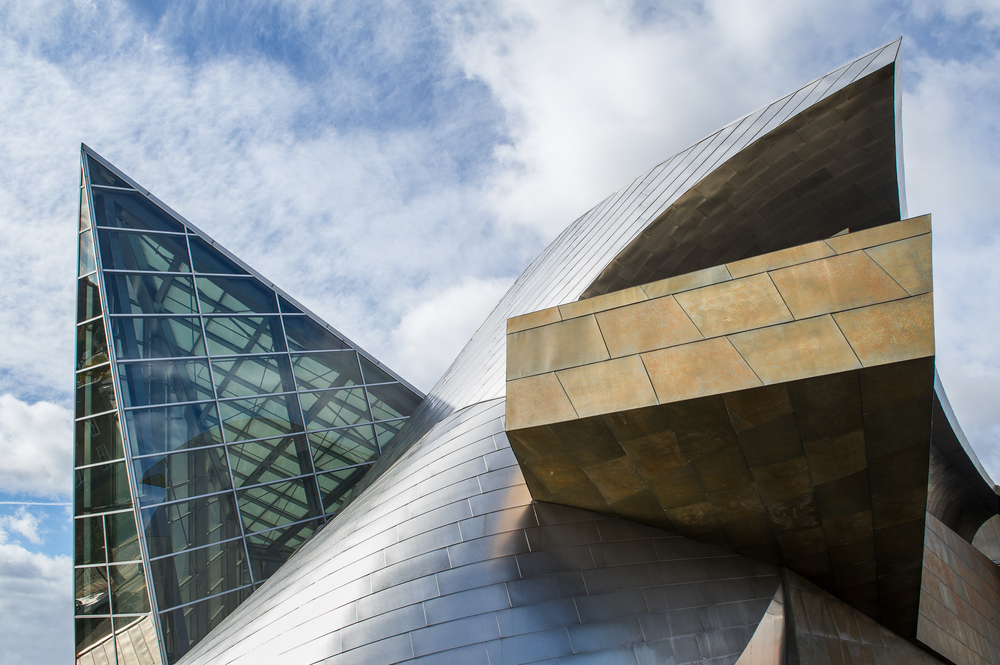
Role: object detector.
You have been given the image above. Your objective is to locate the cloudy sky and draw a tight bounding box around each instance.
[1,0,998,662]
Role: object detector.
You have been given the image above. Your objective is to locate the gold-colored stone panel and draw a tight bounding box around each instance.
[558,286,647,321]
[507,307,561,334]
[583,456,648,504]
[506,373,578,430]
[833,294,934,367]
[641,337,762,404]
[507,314,610,379]
[595,295,703,358]
[525,451,593,495]
[865,234,932,295]
[675,273,793,337]
[769,251,908,319]
[825,214,931,254]
[727,240,835,279]
[802,430,868,486]
[641,264,733,298]
[556,355,657,418]
[729,315,861,385]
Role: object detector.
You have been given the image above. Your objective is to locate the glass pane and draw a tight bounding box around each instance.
[76,412,124,467]
[75,516,106,565]
[111,317,205,359]
[309,425,379,471]
[76,463,132,514]
[290,351,362,392]
[142,493,241,558]
[359,355,395,385]
[367,383,422,421]
[80,185,93,231]
[246,519,321,582]
[125,402,223,456]
[218,393,303,443]
[113,616,161,665]
[317,465,370,515]
[212,355,294,399]
[78,274,102,322]
[237,477,320,534]
[98,230,191,272]
[283,315,347,352]
[196,275,277,314]
[278,295,301,314]
[159,588,250,664]
[87,156,133,189]
[76,616,114,656]
[76,364,116,419]
[118,359,214,408]
[76,319,109,370]
[106,272,198,315]
[204,316,284,356]
[106,512,142,563]
[79,229,96,277]
[189,237,247,275]
[149,540,249,610]
[300,387,371,431]
[110,562,150,614]
[228,435,312,487]
[91,188,184,233]
[375,419,406,450]
[133,446,232,506]
[75,566,110,615]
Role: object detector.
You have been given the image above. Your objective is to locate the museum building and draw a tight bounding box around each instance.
[74,39,1000,665]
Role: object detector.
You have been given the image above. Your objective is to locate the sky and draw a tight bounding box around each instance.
[0,0,998,662]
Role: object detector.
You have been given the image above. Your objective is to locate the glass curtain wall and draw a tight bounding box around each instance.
[74,148,423,663]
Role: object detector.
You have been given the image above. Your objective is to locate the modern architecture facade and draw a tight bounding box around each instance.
[74,39,1000,664]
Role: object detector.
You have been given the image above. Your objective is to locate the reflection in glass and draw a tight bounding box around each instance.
[375,419,406,450]
[112,615,163,665]
[80,182,93,232]
[79,230,97,277]
[125,402,222,456]
[228,436,311,487]
[91,188,184,233]
[300,387,371,431]
[359,355,395,384]
[98,230,192,272]
[317,465,370,515]
[75,566,110,615]
[76,412,124,467]
[290,351,362,392]
[246,519,321,582]
[76,462,132,514]
[75,616,114,657]
[118,359,214,408]
[309,425,379,472]
[204,316,284,356]
[278,295,301,314]
[76,364,116,419]
[75,516,106,566]
[78,274,102,322]
[149,539,249,610]
[87,156,133,190]
[159,588,251,663]
[283,315,347,352]
[196,275,277,314]
[189,237,247,275]
[218,393,303,443]
[212,354,294,399]
[237,477,320,534]
[111,317,205,359]
[133,446,232,506]
[367,383,422,421]
[110,562,151,613]
[106,272,198,315]
[106,511,142,563]
[142,493,241,559]
[76,319,109,370]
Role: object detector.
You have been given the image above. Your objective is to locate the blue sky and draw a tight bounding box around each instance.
[1,1,998,663]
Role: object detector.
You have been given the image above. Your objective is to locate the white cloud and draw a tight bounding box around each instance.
[0,396,72,498]
[0,508,45,545]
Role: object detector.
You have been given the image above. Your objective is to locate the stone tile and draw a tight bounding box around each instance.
[507,307,561,334]
[769,252,908,319]
[833,294,934,367]
[559,286,647,321]
[675,273,793,337]
[641,264,733,298]
[864,234,932,296]
[825,215,931,254]
[506,373,578,430]
[729,316,862,385]
[727,240,835,278]
[647,464,708,509]
[584,456,649,504]
[642,338,762,404]
[615,429,687,479]
[525,451,592,496]
[557,355,658,418]
[723,384,795,433]
[507,315,610,380]
[595,296,703,358]
[802,430,868,486]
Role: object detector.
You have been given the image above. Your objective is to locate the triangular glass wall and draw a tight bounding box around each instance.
[73,145,424,664]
